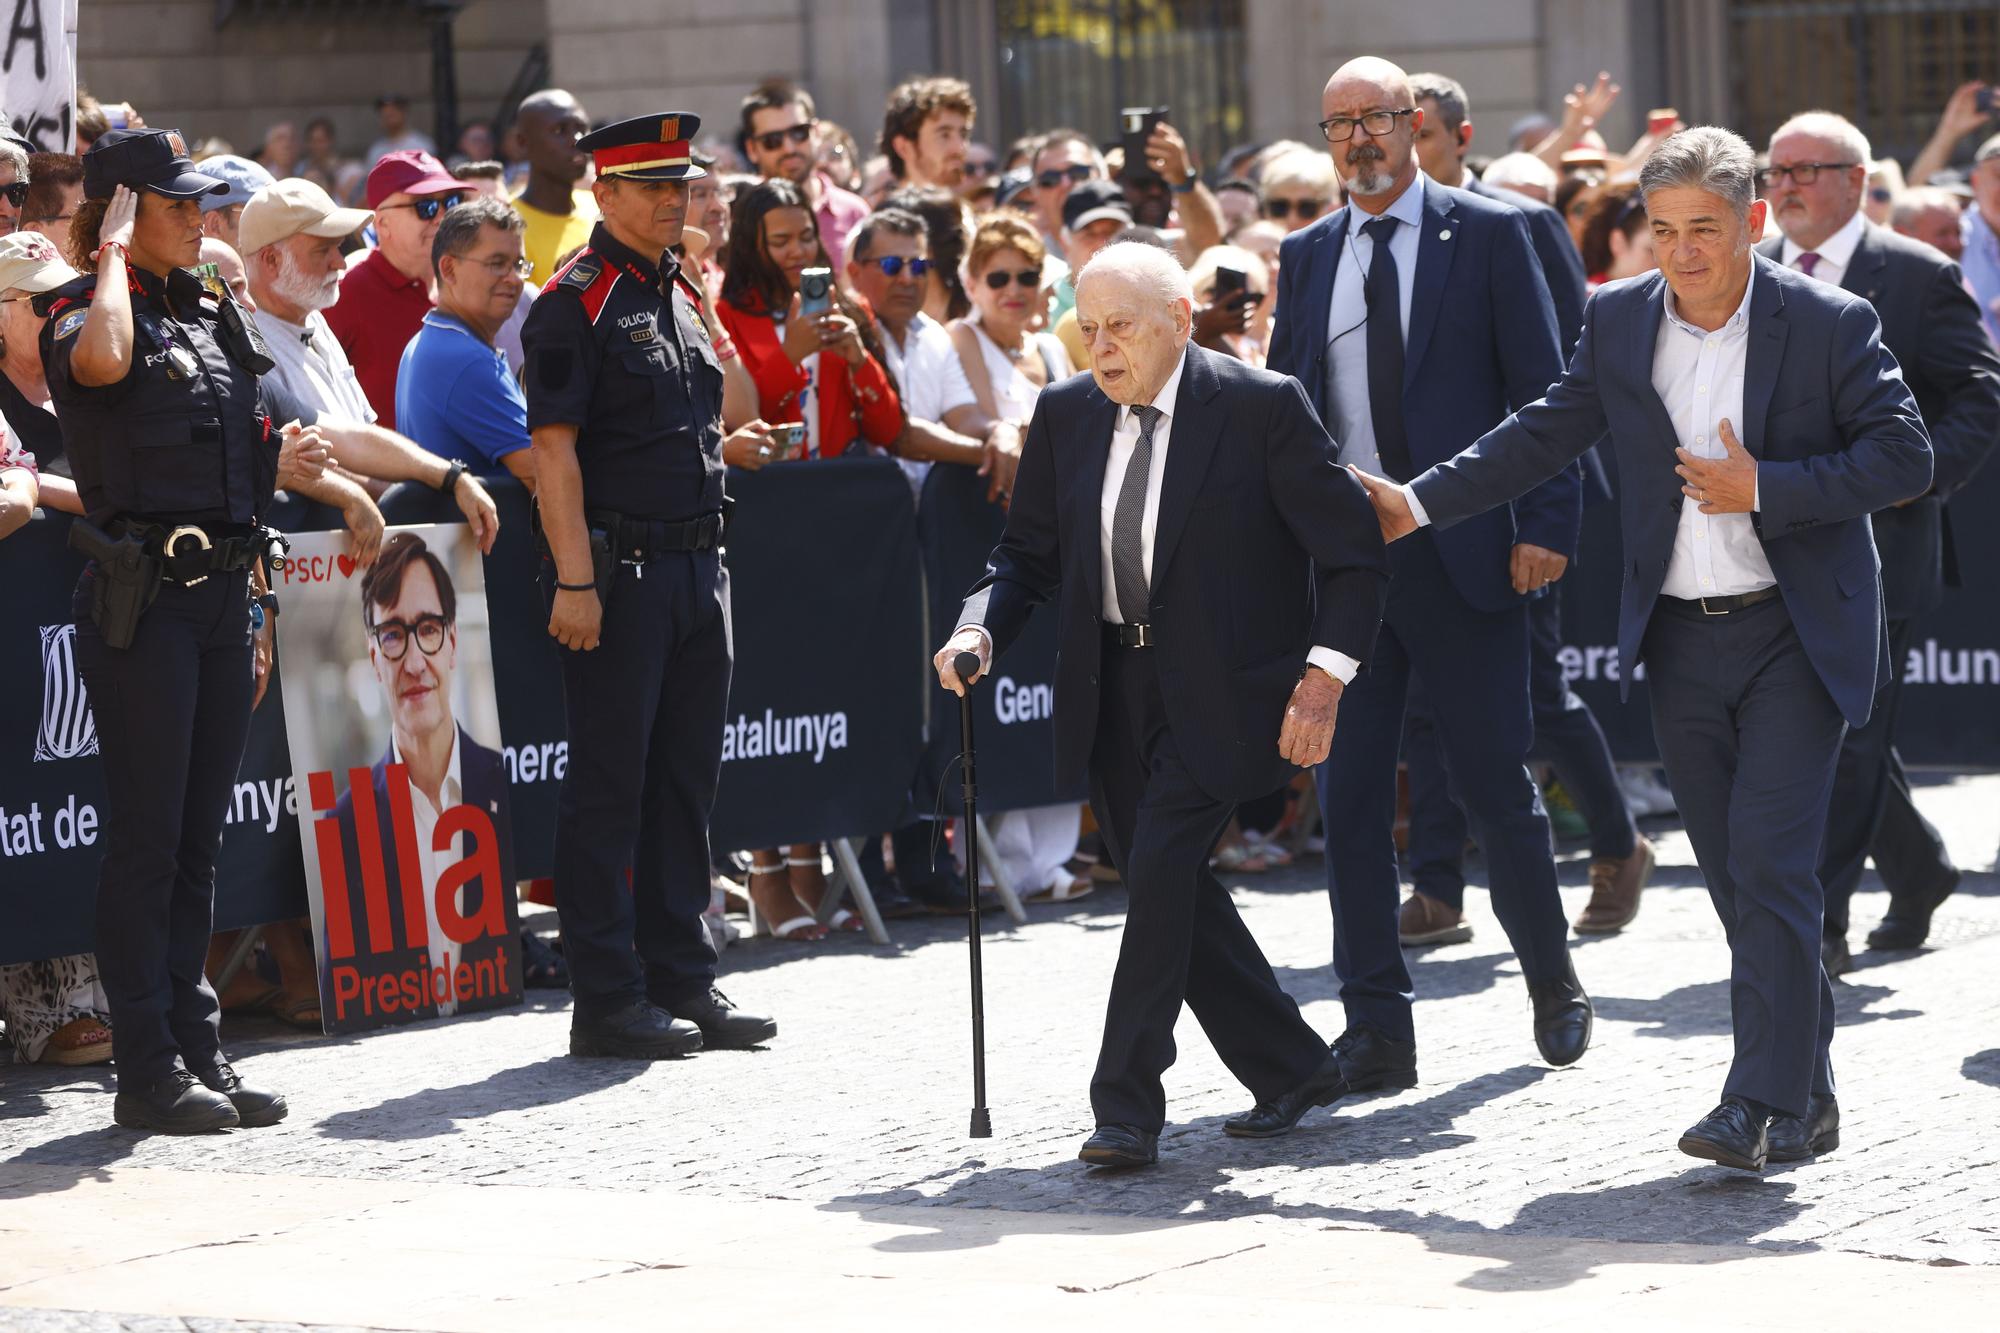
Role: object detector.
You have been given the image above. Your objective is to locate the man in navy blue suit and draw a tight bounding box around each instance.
[1400,70,1654,943]
[1267,56,1592,1091]
[1357,127,1932,1172]
[935,243,1389,1167]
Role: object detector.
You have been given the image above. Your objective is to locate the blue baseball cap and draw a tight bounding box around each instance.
[197,154,277,212]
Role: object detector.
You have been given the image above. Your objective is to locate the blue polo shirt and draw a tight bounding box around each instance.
[395,311,530,471]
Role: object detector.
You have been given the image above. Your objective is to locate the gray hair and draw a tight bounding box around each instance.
[1891,186,1963,228]
[1076,239,1194,305]
[1638,126,1758,218]
[1409,72,1469,136]
[0,139,28,183]
[430,194,524,277]
[1769,110,1871,169]
[1480,151,1557,196]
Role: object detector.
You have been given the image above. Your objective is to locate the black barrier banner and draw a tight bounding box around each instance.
[917,462,1082,815]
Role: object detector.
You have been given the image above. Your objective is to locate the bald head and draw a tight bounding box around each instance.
[200,237,254,311]
[516,88,590,185]
[1321,56,1423,204]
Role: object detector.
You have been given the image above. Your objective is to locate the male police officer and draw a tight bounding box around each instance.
[523,112,776,1059]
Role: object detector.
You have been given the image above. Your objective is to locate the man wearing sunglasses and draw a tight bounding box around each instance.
[741,79,869,276]
[0,134,29,233]
[1028,130,1105,321]
[327,532,514,1022]
[323,149,467,431]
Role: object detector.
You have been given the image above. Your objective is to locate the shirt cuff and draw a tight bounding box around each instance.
[1401,482,1433,528]
[1752,476,1760,513]
[1307,647,1360,685]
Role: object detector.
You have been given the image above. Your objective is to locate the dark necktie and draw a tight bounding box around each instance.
[1796,251,1821,277]
[1110,404,1163,624]
[1362,216,1414,481]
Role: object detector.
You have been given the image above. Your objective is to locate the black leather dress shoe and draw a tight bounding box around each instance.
[1822,933,1853,978]
[193,1058,288,1128]
[1328,1024,1419,1092]
[1767,1095,1840,1163]
[1678,1097,1769,1172]
[114,1069,240,1135]
[665,987,777,1048]
[1866,869,1959,951]
[1225,1049,1349,1138]
[1528,974,1593,1067]
[570,1001,704,1059]
[1078,1123,1158,1168]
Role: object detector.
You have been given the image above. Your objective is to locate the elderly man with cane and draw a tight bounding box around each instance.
[934,242,1388,1169]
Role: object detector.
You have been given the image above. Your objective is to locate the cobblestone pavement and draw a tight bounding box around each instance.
[4,774,1996,1307]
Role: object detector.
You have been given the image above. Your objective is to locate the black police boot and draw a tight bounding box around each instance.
[665,987,778,1049]
[570,1000,704,1059]
[113,1068,240,1135]
[193,1057,289,1128]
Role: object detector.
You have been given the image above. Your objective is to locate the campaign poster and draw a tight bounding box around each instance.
[274,524,521,1034]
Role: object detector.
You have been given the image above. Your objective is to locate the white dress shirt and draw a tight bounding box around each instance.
[1406,274,1773,600]
[879,311,978,499]
[962,346,1357,684]
[1779,207,1866,289]
[1323,171,1427,475]
[394,729,465,1017]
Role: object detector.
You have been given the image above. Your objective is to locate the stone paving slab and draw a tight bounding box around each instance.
[0,775,1994,1322]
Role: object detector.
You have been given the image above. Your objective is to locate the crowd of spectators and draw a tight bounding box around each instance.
[4,63,1999,1059]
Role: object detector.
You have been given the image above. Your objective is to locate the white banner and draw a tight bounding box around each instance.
[2,0,77,152]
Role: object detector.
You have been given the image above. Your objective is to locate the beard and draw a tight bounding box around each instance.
[273,246,343,313]
[1343,143,1394,197]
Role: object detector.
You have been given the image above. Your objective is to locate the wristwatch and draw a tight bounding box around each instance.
[437,460,468,495]
[250,592,278,632]
[1170,168,1199,194]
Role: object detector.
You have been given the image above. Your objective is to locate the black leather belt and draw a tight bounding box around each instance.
[586,507,725,559]
[1663,586,1780,616]
[114,519,285,587]
[1104,621,1155,648]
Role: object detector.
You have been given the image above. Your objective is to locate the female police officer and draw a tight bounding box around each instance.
[45,129,291,1133]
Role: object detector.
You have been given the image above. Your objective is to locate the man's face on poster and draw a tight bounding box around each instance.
[368,561,458,747]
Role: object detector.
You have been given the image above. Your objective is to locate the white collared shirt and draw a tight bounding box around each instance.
[393,728,464,1017]
[1780,207,1866,289]
[253,306,377,425]
[1324,171,1428,475]
[1654,277,1775,599]
[879,311,980,500]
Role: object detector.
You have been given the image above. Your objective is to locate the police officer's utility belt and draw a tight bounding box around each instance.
[585,506,727,560]
[67,517,289,651]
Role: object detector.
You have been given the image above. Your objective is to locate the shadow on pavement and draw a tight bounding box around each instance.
[1591,979,1921,1039]
[314,1054,645,1141]
[1964,1049,2000,1088]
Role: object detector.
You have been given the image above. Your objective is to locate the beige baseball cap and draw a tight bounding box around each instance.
[237,178,373,256]
[0,231,79,294]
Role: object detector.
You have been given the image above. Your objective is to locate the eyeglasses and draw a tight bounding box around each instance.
[1264,197,1328,219]
[1318,108,1418,142]
[0,182,28,208]
[754,123,815,153]
[370,613,449,661]
[380,192,467,221]
[983,268,1041,289]
[464,254,534,278]
[1036,164,1096,189]
[1755,162,1858,188]
[868,255,932,279]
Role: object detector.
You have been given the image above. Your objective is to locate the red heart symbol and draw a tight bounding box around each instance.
[336,554,357,578]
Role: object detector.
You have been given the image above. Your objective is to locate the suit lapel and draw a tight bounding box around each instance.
[1743,258,1786,457]
[1298,210,1347,418]
[1149,344,1224,587]
[1630,274,1683,451]
[1076,380,1117,616]
[1402,183,1457,388]
[1840,221,1888,304]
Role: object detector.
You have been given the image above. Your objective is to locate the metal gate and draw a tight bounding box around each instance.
[970,0,1249,175]
[1729,0,2000,165]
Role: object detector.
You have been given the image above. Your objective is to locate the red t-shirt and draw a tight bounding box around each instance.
[320,249,432,432]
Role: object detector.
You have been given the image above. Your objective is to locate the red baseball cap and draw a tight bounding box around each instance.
[365,149,463,208]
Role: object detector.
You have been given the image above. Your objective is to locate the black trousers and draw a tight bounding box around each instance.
[72,565,254,1086]
[1405,583,1638,906]
[549,550,730,1017]
[1315,531,1571,1042]
[1087,640,1326,1133]
[1817,616,1955,939]
[1643,597,1843,1118]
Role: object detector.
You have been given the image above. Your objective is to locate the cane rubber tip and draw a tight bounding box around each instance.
[970,1108,993,1138]
[954,650,981,683]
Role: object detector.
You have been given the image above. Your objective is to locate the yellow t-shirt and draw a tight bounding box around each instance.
[1054,307,1088,375]
[513,191,600,286]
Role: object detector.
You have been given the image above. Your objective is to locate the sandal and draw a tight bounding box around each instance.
[39,1016,113,1066]
[747,861,827,942]
[1210,842,1270,874]
[1026,875,1095,904]
[789,852,862,932]
[267,992,323,1031]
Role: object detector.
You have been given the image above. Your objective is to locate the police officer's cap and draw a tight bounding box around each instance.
[579,113,707,183]
[82,129,228,202]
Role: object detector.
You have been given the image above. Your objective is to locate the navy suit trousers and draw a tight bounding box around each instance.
[1642,596,1843,1117]
[1315,531,1570,1042]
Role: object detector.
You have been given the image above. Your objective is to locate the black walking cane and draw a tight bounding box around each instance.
[954,650,994,1139]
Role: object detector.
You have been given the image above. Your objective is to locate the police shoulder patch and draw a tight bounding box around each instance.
[53,308,86,340]
[554,255,602,293]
